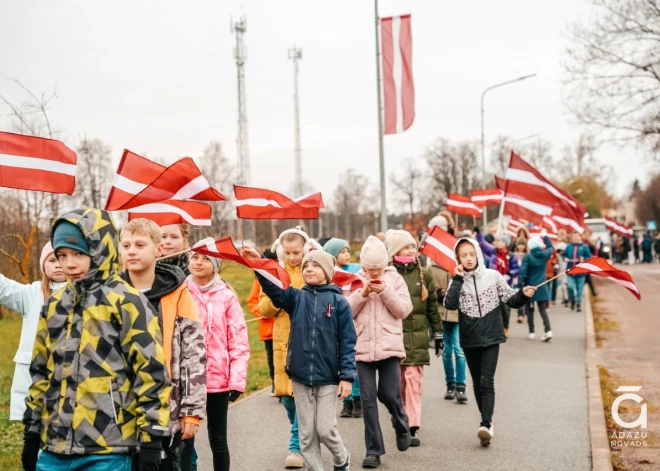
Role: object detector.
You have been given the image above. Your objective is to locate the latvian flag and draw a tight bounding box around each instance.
[446,194,483,217]
[234,185,324,220]
[128,201,212,226]
[421,226,458,274]
[471,188,503,208]
[332,267,364,292]
[569,256,641,300]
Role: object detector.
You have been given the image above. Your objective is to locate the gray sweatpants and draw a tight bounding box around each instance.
[292,381,348,471]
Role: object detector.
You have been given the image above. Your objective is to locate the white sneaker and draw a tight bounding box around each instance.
[528,332,536,340]
[542,331,553,342]
[477,424,494,446]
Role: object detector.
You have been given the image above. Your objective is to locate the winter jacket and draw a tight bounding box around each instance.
[518,236,554,302]
[258,263,305,397]
[428,263,459,323]
[444,238,529,349]
[564,242,592,275]
[257,274,357,386]
[546,249,558,279]
[247,278,275,341]
[392,261,442,366]
[347,267,413,362]
[24,209,171,455]
[121,263,207,432]
[340,263,362,274]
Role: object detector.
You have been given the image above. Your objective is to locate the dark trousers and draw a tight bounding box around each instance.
[499,302,510,329]
[264,339,275,383]
[551,279,558,302]
[200,392,230,471]
[464,344,500,428]
[526,301,551,334]
[357,358,409,456]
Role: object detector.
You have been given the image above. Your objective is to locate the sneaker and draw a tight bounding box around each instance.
[570,300,575,310]
[285,452,305,469]
[477,423,494,447]
[528,332,536,340]
[577,303,582,312]
[361,455,380,469]
[395,430,411,452]
[334,451,350,471]
[517,315,524,324]
[444,383,456,400]
[270,384,275,397]
[352,397,363,418]
[340,400,353,418]
[410,430,420,447]
[456,384,468,403]
[542,331,553,342]
[562,299,569,307]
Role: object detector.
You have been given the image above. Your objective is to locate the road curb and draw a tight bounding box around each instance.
[584,289,614,471]
[229,386,271,409]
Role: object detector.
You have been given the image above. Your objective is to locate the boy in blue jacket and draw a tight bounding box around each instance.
[255,250,356,471]
[563,231,592,312]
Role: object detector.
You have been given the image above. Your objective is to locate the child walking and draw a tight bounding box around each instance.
[444,237,535,447]
[1,242,66,422]
[518,235,555,342]
[22,209,171,471]
[385,230,442,447]
[254,249,356,471]
[186,238,250,471]
[348,235,413,469]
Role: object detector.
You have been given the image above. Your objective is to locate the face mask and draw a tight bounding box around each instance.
[393,255,416,264]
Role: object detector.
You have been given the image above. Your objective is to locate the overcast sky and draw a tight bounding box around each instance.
[0,0,649,209]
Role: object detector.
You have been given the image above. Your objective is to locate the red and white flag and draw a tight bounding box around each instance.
[605,217,633,237]
[501,196,552,226]
[569,256,641,300]
[471,188,503,208]
[234,185,324,220]
[128,201,212,226]
[0,131,77,194]
[332,267,364,292]
[495,175,506,192]
[550,200,585,234]
[506,218,527,239]
[381,14,414,134]
[421,226,458,274]
[192,237,291,289]
[447,193,483,217]
[542,216,558,234]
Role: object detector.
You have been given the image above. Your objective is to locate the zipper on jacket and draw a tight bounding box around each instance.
[110,378,119,424]
[311,287,317,384]
[473,277,486,348]
[229,320,236,338]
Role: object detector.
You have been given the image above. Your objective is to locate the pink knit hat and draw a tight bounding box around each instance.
[359,236,389,270]
[40,242,54,273]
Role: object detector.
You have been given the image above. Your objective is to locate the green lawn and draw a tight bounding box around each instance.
[0,262,267,470]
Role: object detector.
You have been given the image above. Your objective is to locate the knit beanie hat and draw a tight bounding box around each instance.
[323,238,350,259]
[495,234,512,247]
[192,237,221,272]
[52,221,89,256]
[427,215,449,232]
[385,229,417,258]
[302,250,335,283]
[39,242,55,273]
[527,235,544,251]
[359,236,389,269]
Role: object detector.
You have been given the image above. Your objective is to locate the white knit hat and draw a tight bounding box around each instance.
[527,236,545,251]
[385,229,417,259]
[427,215,449,232]
[360,235,389,269]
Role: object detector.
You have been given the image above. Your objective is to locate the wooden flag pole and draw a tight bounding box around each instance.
[238,219,245,249]
[157,249,190,261]
[534,261,582,288]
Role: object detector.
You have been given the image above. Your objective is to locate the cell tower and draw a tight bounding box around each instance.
[232,16,250,186]
[288,46,303,197]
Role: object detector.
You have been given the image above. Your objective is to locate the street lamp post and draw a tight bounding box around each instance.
[481,74,536,229]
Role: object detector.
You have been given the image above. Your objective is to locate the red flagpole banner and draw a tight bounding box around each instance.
[446,193,483,217]
[0,131,77,195]
[234,185,324,220]
[569,256,641,300]
[381,14,414,134]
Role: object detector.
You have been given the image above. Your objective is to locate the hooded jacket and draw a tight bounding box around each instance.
[24,209,171,455]
[121,263,207,433]
[444,238,530,349]
[517,236,554,302]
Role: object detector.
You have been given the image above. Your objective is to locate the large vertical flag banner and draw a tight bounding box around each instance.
[381,14,414,134]
[0,131,77,194]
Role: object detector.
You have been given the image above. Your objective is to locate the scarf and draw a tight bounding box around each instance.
[198,273,221,293]
[495,248,509,276]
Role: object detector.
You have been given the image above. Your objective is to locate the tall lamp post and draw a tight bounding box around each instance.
[481,74,536,229]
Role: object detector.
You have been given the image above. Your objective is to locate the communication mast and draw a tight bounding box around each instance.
[232,16,250,187]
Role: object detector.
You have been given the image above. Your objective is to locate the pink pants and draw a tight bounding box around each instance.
[400,365,424,428]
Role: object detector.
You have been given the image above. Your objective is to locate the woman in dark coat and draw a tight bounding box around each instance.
[518,235,554,342]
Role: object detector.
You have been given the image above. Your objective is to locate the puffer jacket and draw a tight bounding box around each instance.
[517,236,554,302]
[258,263,304,397]
[122,263,207,433]
[392,261,441,366]
[444,238,529,349]
[347,266,413,362]
[428,263,459,323]
[24,209,171,455]
[187,276,250,394]
[256,274,356,386]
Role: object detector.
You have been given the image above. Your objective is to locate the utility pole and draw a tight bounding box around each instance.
[374,0,387,232]
[288,46,303,197]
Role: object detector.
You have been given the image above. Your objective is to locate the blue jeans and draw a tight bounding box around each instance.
[567,275,586,303]
[343,373,360,403]
[37,452,132,471]
[280,395,301,453]
[442,321,466,385]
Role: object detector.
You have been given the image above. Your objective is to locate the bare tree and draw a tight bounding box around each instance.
[333,169,370,241]
[518,137,555,178]
[564,0,660,155]
[74,138,112,209]
[490,135,514,177]
[558,134,597,179]
[198,140,234,236]
[390,158,422,221]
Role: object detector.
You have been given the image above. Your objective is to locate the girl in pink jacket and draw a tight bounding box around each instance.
[348,236,413,469]
[186,238,250,471]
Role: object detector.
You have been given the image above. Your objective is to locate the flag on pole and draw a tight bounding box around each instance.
[105,150,165,210]
[234,185,324,219]
[501,196,552,226]
[128,201,212,226]
[421,226,458,274]
[0,131,77,194]
[471,188,503,208]
[191,237,291,289]
[447,194,483,217]
[332,267,364,292]
[381,14,414,134]
[495,175,506,192]
[568,256,641,300]
[605,217,633,237]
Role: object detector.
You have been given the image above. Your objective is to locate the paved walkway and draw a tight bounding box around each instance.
[196,303,591,470]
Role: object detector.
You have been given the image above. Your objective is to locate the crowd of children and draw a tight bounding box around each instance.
[7,206,574,471]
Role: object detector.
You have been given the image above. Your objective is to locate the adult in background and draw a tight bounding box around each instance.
[564,231,592,312]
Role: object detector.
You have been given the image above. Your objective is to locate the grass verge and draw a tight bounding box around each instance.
[590,293,619,347]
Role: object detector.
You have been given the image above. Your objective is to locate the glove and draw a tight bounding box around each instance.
[434,332,444,357]
[138,439,163,471]
[473,226,481,234]
[228,390,242,403]
[21,431,41,471]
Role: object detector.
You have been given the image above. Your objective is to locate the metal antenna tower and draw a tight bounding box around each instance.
[232,16,250,186]
[288,46,303,197]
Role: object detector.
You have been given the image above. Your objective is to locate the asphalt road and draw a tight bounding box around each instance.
[195,302,591,470]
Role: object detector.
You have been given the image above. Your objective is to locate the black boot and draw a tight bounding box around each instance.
[352,397,363,418]
[395,429,411,452]
[444,383,456,400]
[340,400,353,418]
[577,303,582,312]
[456,384,468,403]
[362,455,381,469]
[570,300,576,311]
